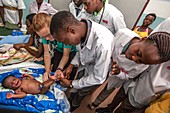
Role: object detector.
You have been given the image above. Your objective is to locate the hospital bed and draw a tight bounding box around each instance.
[0,62,70,113]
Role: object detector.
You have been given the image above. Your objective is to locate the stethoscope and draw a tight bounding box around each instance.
[95,2,105,24]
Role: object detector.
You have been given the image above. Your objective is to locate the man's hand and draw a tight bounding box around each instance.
[60,78,71,87]
[18,21,22,28]
[111,61,120,75]
[63,64,73,79]
[49,70,64,81]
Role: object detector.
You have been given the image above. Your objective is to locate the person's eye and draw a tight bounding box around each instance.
[84,2,89,6]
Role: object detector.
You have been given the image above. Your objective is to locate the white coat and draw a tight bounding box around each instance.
[92,3,126,34]
[69,2,92,21]
[126,60,170,108]
[29,1,58,16]
[107,28,149,90]
[0,0,25,24]
[125,16,170,108]
[71,20,114,89]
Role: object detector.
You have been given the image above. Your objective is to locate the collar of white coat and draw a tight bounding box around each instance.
[84,20,94,50]
[115,28,140,49]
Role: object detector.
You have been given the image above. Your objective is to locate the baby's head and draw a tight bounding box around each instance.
[125,32,170,64]
[2,75,21,90]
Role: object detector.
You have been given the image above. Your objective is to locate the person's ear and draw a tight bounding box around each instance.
[67,25,75,34]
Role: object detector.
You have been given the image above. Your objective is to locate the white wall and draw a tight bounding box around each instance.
[144,0,170,18]
[50,0,71,11]
[137,0,170,29]
[109,0,148,29]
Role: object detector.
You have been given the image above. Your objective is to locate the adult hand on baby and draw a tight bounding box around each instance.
[60,78,71,87]
[49,70,64,81]
[43,72,50,81]
[63,64,73,79]
[6,92,14,99]
[111,61,120,75]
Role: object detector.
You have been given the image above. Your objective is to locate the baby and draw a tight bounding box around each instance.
[2,74,54,99]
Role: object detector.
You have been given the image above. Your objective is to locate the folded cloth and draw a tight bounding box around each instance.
[0,35,30,45]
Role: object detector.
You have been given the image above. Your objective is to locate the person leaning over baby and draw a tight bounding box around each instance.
[32,13,78,81]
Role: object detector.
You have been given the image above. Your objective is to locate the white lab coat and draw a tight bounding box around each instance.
[71,20,114,89]
[107,28,149,90]
[0,0,25,24]
[127,60,170,108]
[124,16,170,108]
[29,1,58,16]
[92,3,126,34]
[69,2,92,21]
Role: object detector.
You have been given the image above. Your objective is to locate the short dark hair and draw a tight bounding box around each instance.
[147,32,170,62]
[146,13,157,21]
[26,13,36,24]
[50,11,79,36]
[2,75,14,89]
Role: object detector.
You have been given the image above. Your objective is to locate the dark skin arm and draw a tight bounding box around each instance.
[14,35,44,58]
[40,79,55,94]
[6,92,27,99]
[0,6,5,25]
[18,9,23,28]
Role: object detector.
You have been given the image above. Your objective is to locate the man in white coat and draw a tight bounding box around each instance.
[69,0,91,20]
[83,0,126,34]
[29,0,58,16]
[49,11,114,112]
[0,0,25,27]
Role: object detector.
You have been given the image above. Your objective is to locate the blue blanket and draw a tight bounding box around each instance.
[0,35,30,45]
[0,68,70,113]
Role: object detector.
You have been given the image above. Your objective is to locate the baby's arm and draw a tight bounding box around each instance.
[6,92,27,99]
[40,79,55,94]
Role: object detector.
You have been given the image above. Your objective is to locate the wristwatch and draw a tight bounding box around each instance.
[69,80,73,88]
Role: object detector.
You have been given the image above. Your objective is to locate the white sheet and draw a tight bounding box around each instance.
[0,62,44,74]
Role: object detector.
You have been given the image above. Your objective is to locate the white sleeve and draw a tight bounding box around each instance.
[47,3,58,16]
[17,0,26,9]
[71,52,80,67]
[29,2,35,14]
[72,47,112,89]
[0,0,3,6]
[112,15,126,33]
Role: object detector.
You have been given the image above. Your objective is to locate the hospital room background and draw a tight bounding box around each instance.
[0,0,170,113]
[23,0,170,30]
